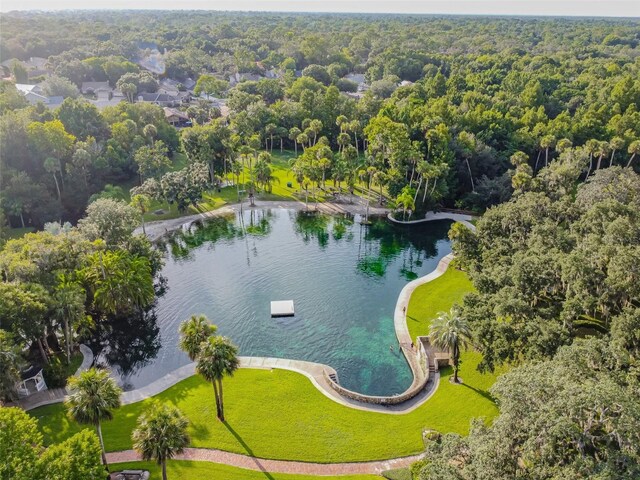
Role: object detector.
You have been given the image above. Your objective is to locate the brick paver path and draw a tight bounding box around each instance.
[106,448,423,475]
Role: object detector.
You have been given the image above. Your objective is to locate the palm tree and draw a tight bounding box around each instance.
[130,194,151,235]
[53,275,86,364]
[44,157,62,201]
[347,120,361,153]
[457,131,476,191]
[609,136,625,167]
[628,140,640,168]
[297,132,309,152]
[429,308,472,384]
[179,314,217,361]
[555,138,572,154]
[196,336,239,421]
[82,250,155,316]
[289,127,301,155]
[65,368,122,470]
[143,124,157,145]
[309,119,323,145]
[594,141,610,171]
[540,134,556,167]
[132,401,190,480]
[335,114,348,133]
[265,123,277,152]
[395,187,415,221]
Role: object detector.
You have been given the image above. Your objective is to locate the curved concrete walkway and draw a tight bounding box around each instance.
[17,344,94,411]
[22,244,469,415]
[21,253,455,414]
[106,448,423,475]
[388,211,475,231]
[141,199,391,242]
[122,252,462,414]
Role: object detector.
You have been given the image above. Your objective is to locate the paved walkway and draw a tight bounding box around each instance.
[106,448,423,475]
[20,248,462,415]
[14,344,93,411]
[387,210,476,232]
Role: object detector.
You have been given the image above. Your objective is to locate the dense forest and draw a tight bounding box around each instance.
[1,12,639,230]
[1,11,639,479]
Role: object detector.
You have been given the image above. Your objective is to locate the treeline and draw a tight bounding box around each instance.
[0,198,160,401]
[0,95,182,226]
[417,162,640,477]
[1,12,638,81]
[1,13,638,231]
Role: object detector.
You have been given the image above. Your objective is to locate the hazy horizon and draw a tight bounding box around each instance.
[1,1,639,17]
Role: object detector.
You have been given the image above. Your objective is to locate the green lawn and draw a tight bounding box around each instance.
[4,226,35,241]
[31,263,501,464]
[111,461,380,480]
[32,359,498,462]
[139,150,383,223]
[406,267,474,342]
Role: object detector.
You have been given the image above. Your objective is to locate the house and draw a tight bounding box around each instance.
[14,83,64,107]
[2,57,52,80]
[45,96,64,109]
[157,80,192,103]
[0,58,21,69]
[160,77,196,93]
[137,92,179,107]
[89,96,124,110]
[81,81,112,95]
[343,73,368,92]
[15,83,43,95]
[228,72,264,86]
[163,107,191,127]
[399,80,414,87]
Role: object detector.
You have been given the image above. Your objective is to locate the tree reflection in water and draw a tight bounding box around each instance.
[88,308,161,391]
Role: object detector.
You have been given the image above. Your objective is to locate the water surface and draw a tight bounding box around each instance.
[92,209,452,396]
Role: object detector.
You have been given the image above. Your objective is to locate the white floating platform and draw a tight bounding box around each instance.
[271,300,295,317]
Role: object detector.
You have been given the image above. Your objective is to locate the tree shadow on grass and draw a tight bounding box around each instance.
[459,382,495,403]
[156,374,201,405]
[223,421,275,480]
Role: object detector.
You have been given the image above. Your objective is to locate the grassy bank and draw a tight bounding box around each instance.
[405,267,474,342]
[31,264,501,464]
[32,357,498,462]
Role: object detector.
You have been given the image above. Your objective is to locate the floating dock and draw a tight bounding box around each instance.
[271,300,295,317]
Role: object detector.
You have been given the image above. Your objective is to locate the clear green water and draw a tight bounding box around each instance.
[94,209,452,396]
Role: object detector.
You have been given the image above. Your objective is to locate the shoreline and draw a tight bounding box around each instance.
[139,199,391,242]
[22,248,460,415]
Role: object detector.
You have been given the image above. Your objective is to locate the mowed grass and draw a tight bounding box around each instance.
[31,263,501,463]
[3,226,35,241]
[406,267,475,342]
[32,360,499,462]
[139,150,380,222]
[111,461,380,480]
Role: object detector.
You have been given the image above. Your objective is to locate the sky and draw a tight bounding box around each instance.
[1,1,639,17]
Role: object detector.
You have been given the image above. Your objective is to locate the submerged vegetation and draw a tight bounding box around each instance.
[0,9,639,480]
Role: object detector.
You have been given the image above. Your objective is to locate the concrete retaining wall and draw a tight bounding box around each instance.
[323,348,431,405]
